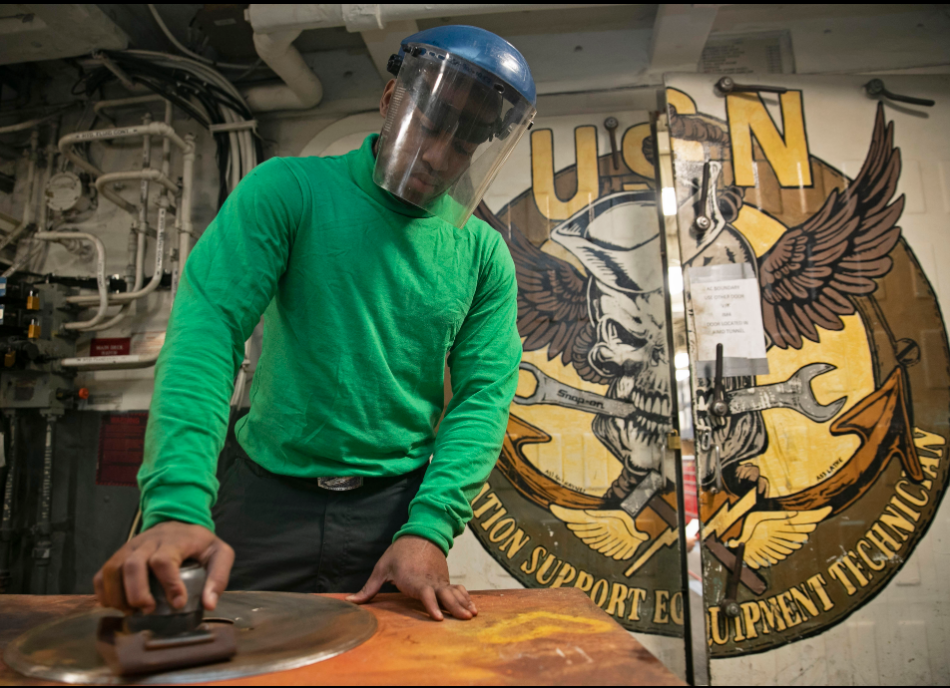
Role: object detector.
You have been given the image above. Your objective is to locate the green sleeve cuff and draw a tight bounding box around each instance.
[393,502,456,556]
[140,483,216,533]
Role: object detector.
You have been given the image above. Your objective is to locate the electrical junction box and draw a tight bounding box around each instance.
[0,282,80,412]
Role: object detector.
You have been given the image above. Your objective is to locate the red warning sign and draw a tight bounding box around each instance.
[96,412,148,487]
[90,337,131,357]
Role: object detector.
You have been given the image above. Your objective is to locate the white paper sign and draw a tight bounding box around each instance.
[130,331,166,357]
[692,278,768,362]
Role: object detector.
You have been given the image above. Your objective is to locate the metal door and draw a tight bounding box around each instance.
[660,74,950,685]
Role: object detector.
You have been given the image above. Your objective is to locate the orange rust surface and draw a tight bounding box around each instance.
[0,589,685,686]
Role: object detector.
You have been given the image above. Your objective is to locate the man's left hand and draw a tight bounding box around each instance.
[346,535,477,621]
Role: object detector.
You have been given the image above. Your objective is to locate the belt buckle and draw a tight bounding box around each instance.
[317,476,363,491]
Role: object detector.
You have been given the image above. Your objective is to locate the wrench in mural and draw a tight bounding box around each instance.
[514,359,844,590]
[515,361,846,423]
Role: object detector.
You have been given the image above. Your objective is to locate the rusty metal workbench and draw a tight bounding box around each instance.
[0,588,685,686]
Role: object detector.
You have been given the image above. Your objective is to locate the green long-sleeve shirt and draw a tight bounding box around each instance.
[138,133,521,555]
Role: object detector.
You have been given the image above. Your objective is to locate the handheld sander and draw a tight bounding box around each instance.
[5,568,377,683]
[95,560,237,675]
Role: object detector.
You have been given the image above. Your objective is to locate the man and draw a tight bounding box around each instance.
[93,26,536,622]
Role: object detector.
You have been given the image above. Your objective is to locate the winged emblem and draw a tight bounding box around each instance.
[725,507,832,569]
[550,505,648,561]
[478,102,905,569]
[757,105,904,349]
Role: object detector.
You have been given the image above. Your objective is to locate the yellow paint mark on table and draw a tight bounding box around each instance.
[476,611,615,644]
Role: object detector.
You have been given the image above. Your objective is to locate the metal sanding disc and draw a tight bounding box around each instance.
[4,592,377,684]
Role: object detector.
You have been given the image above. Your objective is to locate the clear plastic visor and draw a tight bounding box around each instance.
[374,46,536,228]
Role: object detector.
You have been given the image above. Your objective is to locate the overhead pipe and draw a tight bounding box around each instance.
[58,122,191,179]
[0,111,65,136]
[34,231,109,330]
[61,181,182,366]
[60,122,190,293]
[147,4,261,72]
[92,52,136,92]
[84,305,131,333]
[93,94,168,119]
[62,132,190,339]
[93,169,178,213]
[243,30,323,112]
[67,205,168,307]
[61,349,160,371]
[57,109,188,364]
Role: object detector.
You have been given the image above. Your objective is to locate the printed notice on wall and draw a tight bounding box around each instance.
[689,263,769,377]
[130,330,166,358]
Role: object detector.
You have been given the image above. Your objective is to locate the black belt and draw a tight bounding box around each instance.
[238,451,428,493]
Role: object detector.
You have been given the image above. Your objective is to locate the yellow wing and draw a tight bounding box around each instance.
[727,507,832,569]
[550,505,648,561]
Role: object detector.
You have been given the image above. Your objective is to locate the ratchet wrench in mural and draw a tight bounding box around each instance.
[515,361,847,423]
[514,362,638,417]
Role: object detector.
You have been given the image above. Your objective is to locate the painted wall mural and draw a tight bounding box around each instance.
[469,113,689,638]
[663,80,949,657]
[465,84,949,655]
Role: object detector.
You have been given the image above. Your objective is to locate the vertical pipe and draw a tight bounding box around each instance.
[171,197,183,301]
[160,101,173,300]
[0,411,17,593]
[36,121,58,233]
[23,121,61,275]
[178,133,196,269]
[22,130,39,228]
[134,114,152,292]
[33,415,55,594]
[125,224,138,293]
[0,135,39,259]
[161,101,172,180]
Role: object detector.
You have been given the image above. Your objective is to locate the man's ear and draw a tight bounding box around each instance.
[380,79,396,118]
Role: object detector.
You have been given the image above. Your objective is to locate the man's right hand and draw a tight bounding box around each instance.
[93,521,234,615]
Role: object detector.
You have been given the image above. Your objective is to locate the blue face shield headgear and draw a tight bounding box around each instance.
[374,26,536,228]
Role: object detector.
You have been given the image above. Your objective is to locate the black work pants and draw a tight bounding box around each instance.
[212,447,426,594]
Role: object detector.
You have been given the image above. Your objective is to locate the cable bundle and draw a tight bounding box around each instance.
[72,51,261,207]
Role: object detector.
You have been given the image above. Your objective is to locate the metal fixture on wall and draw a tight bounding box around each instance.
[714,76,788,95]
[864,79,936,107]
